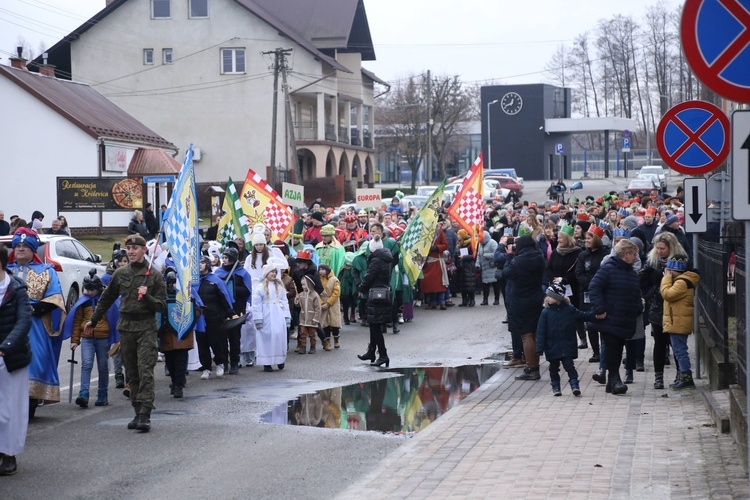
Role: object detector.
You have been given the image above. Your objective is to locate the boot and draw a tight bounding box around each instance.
[608,372,628,395]
[373,346,389,368]
[357,345,376,362]
[468,296,475,307]
[334,336,341,348]
[458,296,467,307]
[75,390,89,408]
[669,372,681,389]
[263,365,273,372]
[515,367,540,380]
[135,411,151,432]
[294,340,302,354]
[127,408,140,430]
[308,346,317,354]
[671,371,695,391]
[115,371,125,389]
[173,386,183,398]
[350,312,357,323]
[322,338,333,351]
[298,345,307,355]
[636,360,645,372]
[493,298,500,305]
[480,298,489,306]
[0,455,17,475]
[229,363,239,375]
[551,381,562,396]
[624,369,634,384]
[95,389,108,407]
[592,368,606,384]
[654,372,665,390]
[570,378,581,396]
[392,323,400,334]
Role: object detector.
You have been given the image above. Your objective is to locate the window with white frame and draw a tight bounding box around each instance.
[163,48,173,64]
[189,0,208,18]
[144,49,154,65]
[221,48,245,74]
[152,0,170,18]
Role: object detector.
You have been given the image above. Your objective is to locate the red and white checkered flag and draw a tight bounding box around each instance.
[239,169,295,242]
[447,153,484,255]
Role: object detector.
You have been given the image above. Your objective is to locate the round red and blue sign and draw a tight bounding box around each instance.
[656,100,730,175]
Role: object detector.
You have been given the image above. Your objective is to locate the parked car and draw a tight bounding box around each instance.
[484,168,524,188]
[400,195,429,211]
[637,173,664,193]
[416,186,439,197]
[626,178,659,196]
[485,175,523,197]
[0,234,107,311]
[639,165,667,191]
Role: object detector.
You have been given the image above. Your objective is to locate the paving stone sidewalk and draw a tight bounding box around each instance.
[337,353,749,499]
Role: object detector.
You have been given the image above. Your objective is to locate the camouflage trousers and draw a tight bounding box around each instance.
[120,329,158,413]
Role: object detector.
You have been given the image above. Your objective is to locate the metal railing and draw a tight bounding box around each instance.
[325,124,336,142]
[293,122,316,141]
[338,126,349,144]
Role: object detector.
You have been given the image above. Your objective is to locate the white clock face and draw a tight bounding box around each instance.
[501,92,523,115]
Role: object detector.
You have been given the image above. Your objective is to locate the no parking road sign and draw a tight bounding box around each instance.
[681,0,750,103]
[656,100,730,175]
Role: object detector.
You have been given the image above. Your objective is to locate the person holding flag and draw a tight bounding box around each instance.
[85,234,166,432]
[217,176,250,249]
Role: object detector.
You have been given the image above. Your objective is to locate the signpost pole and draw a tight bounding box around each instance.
[693,232,700,379]
[746,222,750,480]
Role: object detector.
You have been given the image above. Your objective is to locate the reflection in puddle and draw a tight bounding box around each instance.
[261,363,500,435]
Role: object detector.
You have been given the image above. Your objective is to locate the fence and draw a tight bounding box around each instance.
[570,149,663,179]
[696,223,745,391]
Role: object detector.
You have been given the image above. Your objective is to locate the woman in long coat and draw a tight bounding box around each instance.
[357,236,393,367]
[502,234,546,381]
[478,231,499,305]
[252,264,291,372]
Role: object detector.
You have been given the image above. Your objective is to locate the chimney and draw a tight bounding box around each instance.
[9,46,28,71]
[38,52,55,77]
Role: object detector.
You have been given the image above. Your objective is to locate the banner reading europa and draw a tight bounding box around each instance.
[239,169,296,242]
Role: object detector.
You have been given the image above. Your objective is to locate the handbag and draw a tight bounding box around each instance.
[368,286,391,304]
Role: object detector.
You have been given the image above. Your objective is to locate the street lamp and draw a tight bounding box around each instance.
[487,99,499,170]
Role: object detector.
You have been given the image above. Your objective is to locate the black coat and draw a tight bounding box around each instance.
[292,264,323,295]
[546,247,582,305]
[502,238,545,335]
[359,248,393,324]
[0,219,10,237]
[536,303,595,361]
[456,252,477,294]
[588,256,643,339]
[0,275,33,372]
[640,259,665,327]
[144,209,159,239]
[128,217,149,239]
[575,246,606,310]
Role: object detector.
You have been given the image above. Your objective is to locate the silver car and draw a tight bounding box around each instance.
[0,234,107,311]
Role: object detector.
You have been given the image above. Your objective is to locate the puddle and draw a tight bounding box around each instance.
[261,363,500,435]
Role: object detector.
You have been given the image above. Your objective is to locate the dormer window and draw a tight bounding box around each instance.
[152,0,170,19]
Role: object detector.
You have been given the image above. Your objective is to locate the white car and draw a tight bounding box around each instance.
[0,234,107,311]
[639,166,667,191]
[445,180,508,203]
[416,186,439,197]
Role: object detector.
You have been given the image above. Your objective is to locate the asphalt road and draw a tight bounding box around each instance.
[5,301,509,499]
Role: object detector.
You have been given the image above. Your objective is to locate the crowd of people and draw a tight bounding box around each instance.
[0,183,701,476]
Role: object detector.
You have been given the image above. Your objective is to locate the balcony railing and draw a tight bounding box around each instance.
[363,132,372,148]
[325,124,336,142]
[338,126,350,144]
[293,122,316,141]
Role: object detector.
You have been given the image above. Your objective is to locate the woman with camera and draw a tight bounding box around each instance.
[357,235,393,367]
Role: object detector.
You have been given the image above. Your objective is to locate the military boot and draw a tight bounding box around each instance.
[135,411,151,432]
[127,407,140,429]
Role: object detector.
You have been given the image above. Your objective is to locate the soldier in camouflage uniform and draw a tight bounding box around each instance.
[85,234,166,433]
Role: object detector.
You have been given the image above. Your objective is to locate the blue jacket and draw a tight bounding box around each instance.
[536,302,595,360]
[588,256,643,338]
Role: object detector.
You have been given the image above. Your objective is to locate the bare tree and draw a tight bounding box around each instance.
[430,75,473,180]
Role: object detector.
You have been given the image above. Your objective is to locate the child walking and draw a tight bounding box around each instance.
[319,264,342,349]
[66,270,117,407]
[536,283,602,396]
[661,255,700,390]
[295,275,322,354]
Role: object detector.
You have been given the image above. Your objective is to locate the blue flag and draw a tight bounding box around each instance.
[162,145,200,339]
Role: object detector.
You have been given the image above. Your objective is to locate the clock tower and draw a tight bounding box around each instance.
[482,84,572,181]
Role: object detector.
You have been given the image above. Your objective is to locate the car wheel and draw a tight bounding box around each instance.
[66,286,79,312]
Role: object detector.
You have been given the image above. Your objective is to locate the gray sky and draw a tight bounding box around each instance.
[0,0,681,86]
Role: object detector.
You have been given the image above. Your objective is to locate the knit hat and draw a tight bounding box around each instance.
[629,237,644,252]
[549,214,560,224]
[559,224,574,236]
[222,247,239,263]
[457,229,469,240]
[274,239,289,256]
[666,255,688,272]
[575,220,591,233]
[261,263,277,279]
[546,282,566,302]
[621,216,639,230]
[311,212,324,222]
[320,224,336,237]
[252,232,266,246]
[665,214,680,226]
[318,264,331,276]
[369,235,384,252]
[514,234,535,251]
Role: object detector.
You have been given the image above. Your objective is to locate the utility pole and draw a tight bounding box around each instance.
[263,48,292,187]
[280,52,302,184]
[426,69,432,185]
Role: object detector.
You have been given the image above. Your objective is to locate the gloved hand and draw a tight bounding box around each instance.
[430,245,438,253]
[254,321,263,329]
[31,302,55,317]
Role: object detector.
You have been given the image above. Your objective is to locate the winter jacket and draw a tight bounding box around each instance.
[575,246,606,311]
[456,251,477,294]
[632,222,658,251]
[536,302,596,361]
[319,272,342,328]
[640,260,666,327]
[296,289,321,327]
[546,246,582,303]
[478,232,498,283]
[127,216,149,239]
[661,270,700,334]
[0,275,32,372]
[588,256,643,339]
[502,236,545,335]
[359,248,393,324]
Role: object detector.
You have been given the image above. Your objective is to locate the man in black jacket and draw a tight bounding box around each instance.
[0,211,10,237]
[143,204,159,240]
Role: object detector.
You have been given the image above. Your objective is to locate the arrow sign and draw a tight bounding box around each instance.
[684,178,707,233]
[733,111,750,220]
